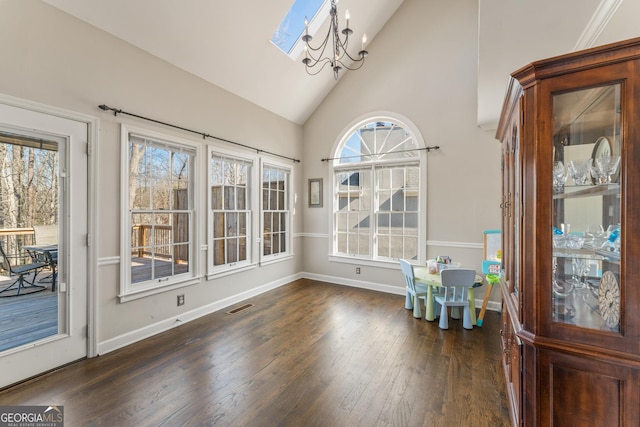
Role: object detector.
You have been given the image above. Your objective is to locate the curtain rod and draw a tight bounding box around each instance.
[320,146,439,162]
[98,104,301,163]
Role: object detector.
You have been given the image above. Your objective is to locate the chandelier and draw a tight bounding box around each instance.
[302,0,368,79]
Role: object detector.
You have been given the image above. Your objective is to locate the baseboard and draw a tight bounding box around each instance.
[98,271,501,355]
[97,272,303,355]
[301,272,406,296]
[300,271,502,313]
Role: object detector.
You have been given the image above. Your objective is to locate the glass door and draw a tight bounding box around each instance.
[0,102,88,388]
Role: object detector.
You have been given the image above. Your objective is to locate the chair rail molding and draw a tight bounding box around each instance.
[297,232,328,239]
[298,233,484,250]
[427,240,483,250]
[98,256,120,266]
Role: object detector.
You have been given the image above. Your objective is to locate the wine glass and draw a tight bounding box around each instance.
[571,258,589,289]
[553,161,567,190]
[605,155,621,183]
[567,159,592,185]
[585,224,605,247]
[592,155,620,184]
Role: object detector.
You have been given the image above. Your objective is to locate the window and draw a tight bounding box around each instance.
[332,116,426,264]
[209,152,253,274]
[335,169,371,256]
[121,125,197,300]
[375,165,419,259]
[261,161,291,261]
[270,0,328,58]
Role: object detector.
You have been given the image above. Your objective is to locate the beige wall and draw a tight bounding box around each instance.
[301,0,503,299]
[0,0,504,351]
[0,0,303,347]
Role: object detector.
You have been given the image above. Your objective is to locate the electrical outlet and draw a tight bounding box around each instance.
[356,267,361,274]
[177,294,185,306]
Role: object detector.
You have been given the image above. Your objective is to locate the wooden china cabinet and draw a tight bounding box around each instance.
[496,37,640,426]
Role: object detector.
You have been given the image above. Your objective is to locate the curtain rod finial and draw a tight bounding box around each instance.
[98,104,121,116]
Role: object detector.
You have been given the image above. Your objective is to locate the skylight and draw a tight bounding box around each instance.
[271,0,326,56]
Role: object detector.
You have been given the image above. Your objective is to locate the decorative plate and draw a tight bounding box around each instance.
[598,270,620,328]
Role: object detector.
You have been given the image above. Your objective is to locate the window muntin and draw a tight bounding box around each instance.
[210,153,252,271]
[337,121,419,164]
[262,163,290,258]
[333,118,425,263]
[125,132,195,294]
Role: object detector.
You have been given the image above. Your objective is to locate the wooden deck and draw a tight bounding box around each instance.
[0,276,57,353]
[0,256,183,353]
[131,256,189,283]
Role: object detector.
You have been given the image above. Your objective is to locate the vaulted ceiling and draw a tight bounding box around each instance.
[42,0,639,128]
[42,0,405,125]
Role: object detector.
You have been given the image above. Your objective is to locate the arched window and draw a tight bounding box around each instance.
[332,115,426,263]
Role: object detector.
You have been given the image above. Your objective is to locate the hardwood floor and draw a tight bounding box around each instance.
[0,279,510,426]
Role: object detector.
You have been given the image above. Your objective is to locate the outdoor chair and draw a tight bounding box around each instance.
[29,224,59,291]
[33,225,58,245]
[0,243,47,297]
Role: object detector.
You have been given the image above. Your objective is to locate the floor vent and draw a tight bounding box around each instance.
[226,303,254,315]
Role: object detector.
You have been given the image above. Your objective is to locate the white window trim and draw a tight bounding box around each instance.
[207,145,259,278]
[260,157,293,265]
[328,112,428,265]
[119,124,201,302]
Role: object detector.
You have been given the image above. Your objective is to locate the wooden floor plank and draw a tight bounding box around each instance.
[0,279,510,426]
[0,279,57,352]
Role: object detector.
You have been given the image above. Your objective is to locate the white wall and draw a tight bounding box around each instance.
[300,0,503,302]
[0,0,303,349]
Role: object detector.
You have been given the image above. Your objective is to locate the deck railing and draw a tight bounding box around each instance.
[131,224,188,262]
[132,224,171,258]
[0,228,37,269]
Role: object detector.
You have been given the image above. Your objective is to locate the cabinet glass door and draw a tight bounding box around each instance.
[551,83,621,332]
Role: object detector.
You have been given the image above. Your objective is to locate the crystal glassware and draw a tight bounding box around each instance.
[591,155,620,184]
[553,161,567,190]
[585,224,605,247]
[605,155,621,183]
[567,159,592,185]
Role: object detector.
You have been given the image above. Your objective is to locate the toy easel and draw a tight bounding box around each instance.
[477,230,501,327]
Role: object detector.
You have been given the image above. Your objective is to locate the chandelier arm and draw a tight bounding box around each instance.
[305,60,333,76]
[314,35,331,61]
[304,41,332,68]
[305,25,332,53]
[340,48,366,63]
[305,47,322,64]
[336,57,366,71]
[303,26,332,69]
